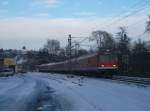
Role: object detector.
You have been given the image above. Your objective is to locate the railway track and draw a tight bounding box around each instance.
[112,76,150,86]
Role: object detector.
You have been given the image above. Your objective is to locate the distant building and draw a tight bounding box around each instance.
[4,58,16,66]
[0,48,28,73]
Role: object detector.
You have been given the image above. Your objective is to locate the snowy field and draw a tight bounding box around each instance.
[0,72,150,111]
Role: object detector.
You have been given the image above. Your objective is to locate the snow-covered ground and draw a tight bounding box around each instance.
[31,72,150,111]
[0,72,150,111]
[0,75,40,111]
[0,74,54,111]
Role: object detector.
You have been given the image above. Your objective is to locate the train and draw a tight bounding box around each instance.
[38,51,118,78]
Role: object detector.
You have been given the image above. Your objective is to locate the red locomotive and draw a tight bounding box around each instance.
[38,51,118,78]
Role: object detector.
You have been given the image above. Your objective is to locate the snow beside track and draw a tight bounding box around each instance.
[0,72,150,111]
[32,72,150,111]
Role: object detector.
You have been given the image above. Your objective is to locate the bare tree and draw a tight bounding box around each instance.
[145,15,150,33]
[44,39,60,55]
[132,39,148,54]
[116,27,131,73]
[116,27,130,54]
[22,46,26,50]
[90,30,115,52]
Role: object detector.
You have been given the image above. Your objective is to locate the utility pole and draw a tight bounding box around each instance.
[75,42,79,57]
[67,35,89,76]
[68,34,72,74]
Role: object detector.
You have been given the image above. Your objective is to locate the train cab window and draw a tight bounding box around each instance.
[100,54,117,62]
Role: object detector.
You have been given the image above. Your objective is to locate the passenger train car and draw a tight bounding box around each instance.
[38,51,118,78]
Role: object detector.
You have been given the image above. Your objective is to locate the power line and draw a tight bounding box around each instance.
[101,0,150,29]
[127,7,150,28]
[116,0,149,17]
[70,36,90,48]
[78,37,89,44]
[103,5,150,29]
[68,1,150,51]
[127,17,146,28]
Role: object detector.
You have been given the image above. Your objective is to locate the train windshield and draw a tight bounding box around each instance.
[100,54,117,62]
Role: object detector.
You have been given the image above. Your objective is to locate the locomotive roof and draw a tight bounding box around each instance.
[39,53,97,67]
[41,61,67,66]
[72,53,97,61]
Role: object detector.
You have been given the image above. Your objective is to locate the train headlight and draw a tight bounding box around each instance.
[101,65,104,67]
[113,65,116,67]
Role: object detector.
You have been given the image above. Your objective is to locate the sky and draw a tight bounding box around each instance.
[0,0,150,49]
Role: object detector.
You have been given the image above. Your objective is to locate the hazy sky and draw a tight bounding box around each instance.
[0,0,150,49]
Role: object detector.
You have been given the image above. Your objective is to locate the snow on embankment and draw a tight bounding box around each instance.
[34,73,150,111]
[0,75,47,111]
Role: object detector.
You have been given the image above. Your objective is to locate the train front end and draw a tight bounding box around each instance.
[97,53,118,77]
